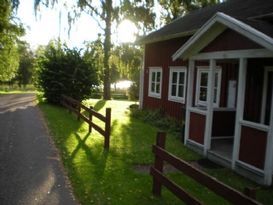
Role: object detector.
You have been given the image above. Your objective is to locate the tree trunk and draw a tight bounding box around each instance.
[103,0,112,100]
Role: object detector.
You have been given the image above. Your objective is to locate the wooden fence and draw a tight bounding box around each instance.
[150,132,261,205]
[61,95,111,149]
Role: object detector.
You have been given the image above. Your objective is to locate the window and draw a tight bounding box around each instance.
[148,67,162,98]
[168,67,187,103]
[196,67,221,107]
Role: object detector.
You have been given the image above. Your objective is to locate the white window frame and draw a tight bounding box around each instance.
[148,67,162,99]
[168,66,187,103]
[195,66,222,107]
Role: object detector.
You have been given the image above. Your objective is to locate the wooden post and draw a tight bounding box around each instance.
[89,106,93,133]
[152,132,166,196]
[104,108,111,150]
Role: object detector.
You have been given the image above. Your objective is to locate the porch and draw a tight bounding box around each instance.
[184,55,273,185]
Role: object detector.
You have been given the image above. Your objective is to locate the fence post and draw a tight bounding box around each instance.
[152,132,166,196]
[104,108,111,150]
[89,106,93,133]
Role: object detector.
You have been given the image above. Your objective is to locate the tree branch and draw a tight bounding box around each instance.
[80,0,106,21]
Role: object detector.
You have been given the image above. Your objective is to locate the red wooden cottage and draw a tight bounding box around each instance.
[138,0,273,185]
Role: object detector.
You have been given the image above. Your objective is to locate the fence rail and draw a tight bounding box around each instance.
[61,95,111,149]
[151,132,261,205]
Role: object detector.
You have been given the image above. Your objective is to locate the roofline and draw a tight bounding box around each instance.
[136,30,196,45]
[172,12,273,61]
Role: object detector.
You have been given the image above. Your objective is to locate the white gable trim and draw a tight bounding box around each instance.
[192,49,273,60]
[172,12,273,61]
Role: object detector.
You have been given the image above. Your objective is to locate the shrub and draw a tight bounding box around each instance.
[37,41,99,104]
[129,106,183,137]
[128,82,139,101]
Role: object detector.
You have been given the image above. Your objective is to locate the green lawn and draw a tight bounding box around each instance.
[39,98,273,205]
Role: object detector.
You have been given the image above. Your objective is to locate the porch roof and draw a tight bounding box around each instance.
[172,12,273,61]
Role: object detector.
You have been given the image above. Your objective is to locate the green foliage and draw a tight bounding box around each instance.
[111,44,142,83]
[129,106,183,136]
[0,1,24,82]
[128,82,139,101]
[16,41,35,87]
[159,0,222,24]
[37,41,99,104]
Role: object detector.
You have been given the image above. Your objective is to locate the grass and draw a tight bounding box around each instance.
[38,98,273,205]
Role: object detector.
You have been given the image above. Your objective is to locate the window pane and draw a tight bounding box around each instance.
[179,72,184,84]
[214,88,217,103]
[199,87,207,101]
[152,72,156,82]
[214,73,218,87]
[200,72,208,86]
[171,85,176,96]
[172,72,177,84]
[178,85,184,97]
[151,82,155,92]
[156,83,160,93]
[156,72,161,82]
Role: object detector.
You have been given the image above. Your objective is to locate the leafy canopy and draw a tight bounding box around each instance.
[37,41,99,104]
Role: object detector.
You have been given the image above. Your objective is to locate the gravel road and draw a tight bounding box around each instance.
[0,93,78,205]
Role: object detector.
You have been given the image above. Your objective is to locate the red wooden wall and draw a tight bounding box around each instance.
[201,29,262,52]
[239,126,267,169]
[143,36,190,120]
[189,113,206,144]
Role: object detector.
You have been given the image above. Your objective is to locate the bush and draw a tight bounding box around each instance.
[128,82,139,101]
[129,106,183,137]
[37,41,99,104]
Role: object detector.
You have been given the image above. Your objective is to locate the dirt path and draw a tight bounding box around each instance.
[0,93,78,205]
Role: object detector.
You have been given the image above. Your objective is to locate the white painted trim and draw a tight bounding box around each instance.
[189,107,207,116]
[139,47,145,109]
[187,139,204,148]
[260,67,273,124]
[232,58,247,169]
[184,60,195,145]
[148,67,162,99]
[168,66,187,104]
[264,77,273,185]
[236,160,265,175]
[240,120,269,132]
[195,66,222,107]
[172,12,273,61]
[204,59,216,156]
[191,49,273,60]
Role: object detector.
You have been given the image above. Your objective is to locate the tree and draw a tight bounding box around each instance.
[0,0,24,82]
[37,41,99,104]
[16,41,35,87]
[30,0,155,100]
[111,44,142,83]
[159,0,222,24]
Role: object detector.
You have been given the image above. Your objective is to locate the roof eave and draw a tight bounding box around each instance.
[136,30,196,45]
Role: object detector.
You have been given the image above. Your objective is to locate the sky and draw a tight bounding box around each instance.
[16,0,138,50]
